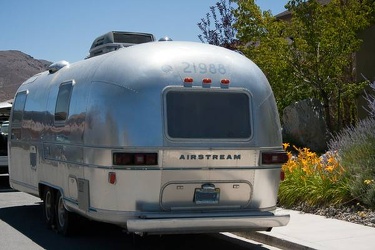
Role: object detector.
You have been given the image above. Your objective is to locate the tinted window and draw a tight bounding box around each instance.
[166,90,251,139]
[55,82,73,122]
[12,91,27,123]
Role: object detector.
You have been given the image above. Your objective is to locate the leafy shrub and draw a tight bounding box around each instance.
[279,144,351,207]
[328,118,375,208]
[279,80,375,208]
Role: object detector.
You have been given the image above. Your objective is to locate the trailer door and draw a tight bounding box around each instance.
[9,91,38,194]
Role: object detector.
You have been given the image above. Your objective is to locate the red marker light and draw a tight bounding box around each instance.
[184,77,194,83]
[184,77,193,87]
[202,78,212,84]
[202,78,212,88]
[108,172,117,184]
[221,79,230,84]
[221,79,230,88]
[280,170,285,181]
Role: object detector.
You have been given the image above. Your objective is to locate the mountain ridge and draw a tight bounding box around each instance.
[0,50,51,102]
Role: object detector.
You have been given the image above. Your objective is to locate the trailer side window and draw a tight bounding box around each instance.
[11,91,27,140]
[55,81,73,122]
[12,91,27,124]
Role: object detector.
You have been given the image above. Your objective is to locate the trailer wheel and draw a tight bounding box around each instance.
[43,187,55,229]
[56,191,72,236]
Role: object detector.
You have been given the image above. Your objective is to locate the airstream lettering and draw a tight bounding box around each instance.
[9,31,289,235]
[179,154,241,160]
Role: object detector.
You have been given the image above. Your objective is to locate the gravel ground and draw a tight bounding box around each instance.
[286,203,375,228]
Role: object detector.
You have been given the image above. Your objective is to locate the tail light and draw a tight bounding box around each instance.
[261,151,288,165]
[113,153,158,166]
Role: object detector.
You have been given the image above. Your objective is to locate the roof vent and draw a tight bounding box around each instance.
[48,60,70,74]
[87,31,156,59]
[158,36,173,41]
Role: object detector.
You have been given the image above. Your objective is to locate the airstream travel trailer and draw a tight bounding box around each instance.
[8,31,289,235]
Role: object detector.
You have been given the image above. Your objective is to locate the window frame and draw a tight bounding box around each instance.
[10,90,28,140]
[163,87,253,142]
[11,91,28,125]
[54,80,74,125]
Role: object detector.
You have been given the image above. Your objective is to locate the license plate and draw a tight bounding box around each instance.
[194,188,220,205]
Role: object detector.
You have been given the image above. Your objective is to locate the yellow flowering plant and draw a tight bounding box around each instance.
[278,143,351,207]
[364,179,375,185]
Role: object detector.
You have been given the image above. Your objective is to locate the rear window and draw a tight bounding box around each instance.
[166,89,251,139]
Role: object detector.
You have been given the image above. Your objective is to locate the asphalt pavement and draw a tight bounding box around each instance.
[236,208,375,250]
[2,175,375,250]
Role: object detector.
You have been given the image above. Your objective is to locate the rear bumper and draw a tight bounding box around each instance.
[126,212,290,234]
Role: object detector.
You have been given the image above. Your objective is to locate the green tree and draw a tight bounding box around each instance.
[234,0,374,132]
[234,1,302,111]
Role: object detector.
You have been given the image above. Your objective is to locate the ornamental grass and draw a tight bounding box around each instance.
[328,118,375,208]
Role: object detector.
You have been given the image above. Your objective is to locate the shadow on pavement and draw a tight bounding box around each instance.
[0,174,13,192]
[0,202,271,250]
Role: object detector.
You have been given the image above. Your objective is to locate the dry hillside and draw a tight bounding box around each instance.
[0,50,51,102]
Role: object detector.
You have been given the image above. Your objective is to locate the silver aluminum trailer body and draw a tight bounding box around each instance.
[8,39,289,234]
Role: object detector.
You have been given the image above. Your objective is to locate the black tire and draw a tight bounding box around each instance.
[43,187,55,229]
[55,191,73,236]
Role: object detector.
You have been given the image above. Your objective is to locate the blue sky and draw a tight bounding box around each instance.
[0,0,286,63]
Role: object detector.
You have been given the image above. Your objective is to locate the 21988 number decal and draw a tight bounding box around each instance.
[182,62,227,75]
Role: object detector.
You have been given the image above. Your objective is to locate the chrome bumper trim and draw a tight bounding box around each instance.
[127,213,290,234]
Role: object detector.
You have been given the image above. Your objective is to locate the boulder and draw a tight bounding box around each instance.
[282,99,328,153]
